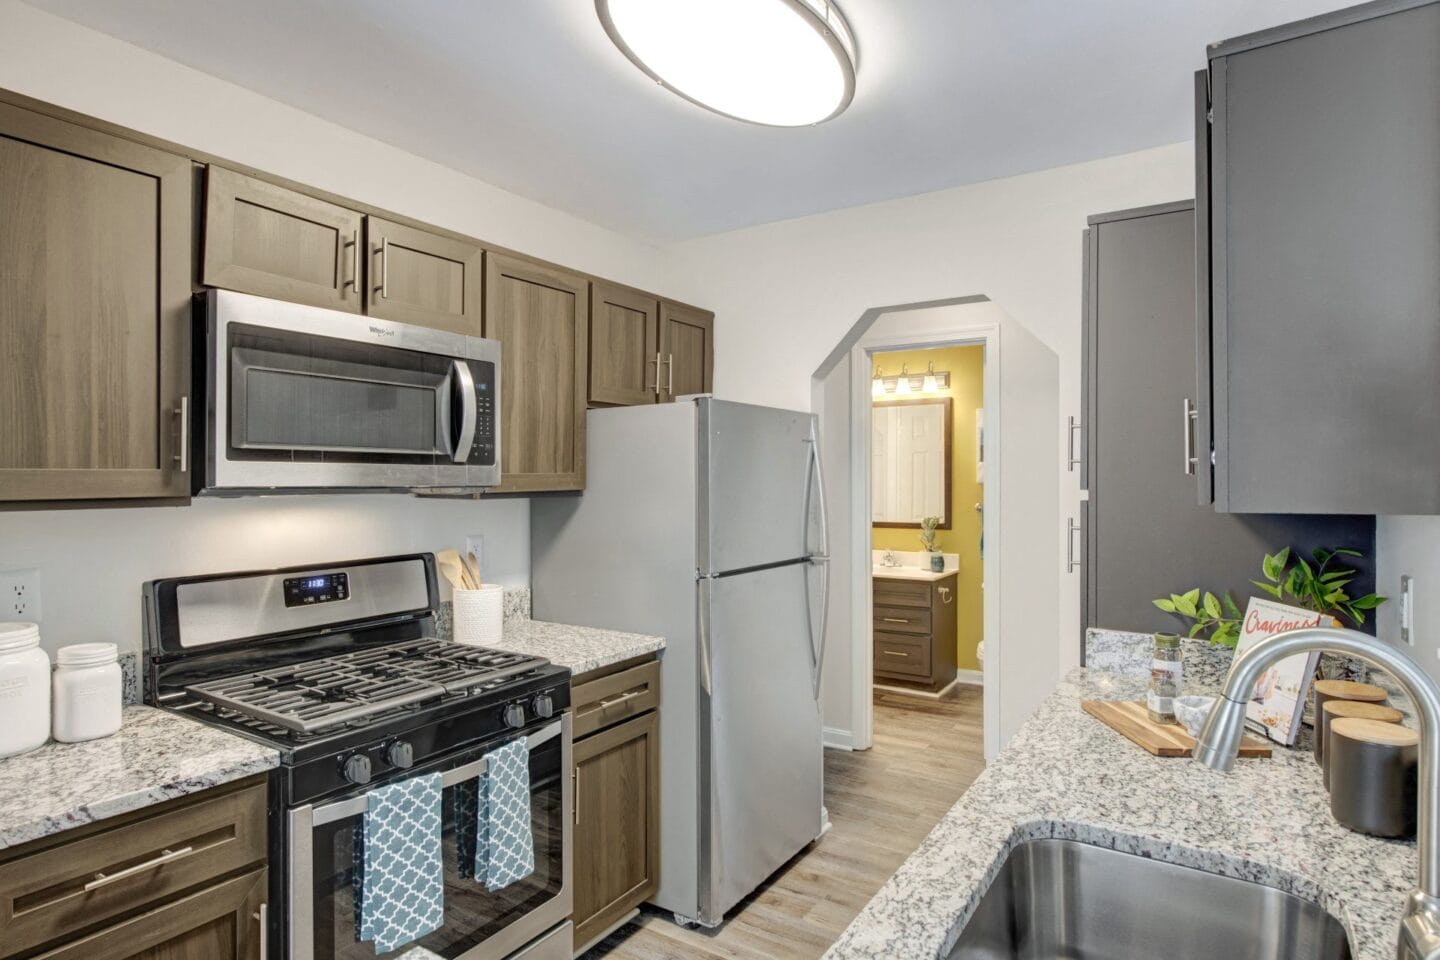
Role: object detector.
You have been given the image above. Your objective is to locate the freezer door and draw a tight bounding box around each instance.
[700,400,820,576]
[698,561,825,925]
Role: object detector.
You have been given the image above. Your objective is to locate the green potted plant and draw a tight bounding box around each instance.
[1153,546,1386,647]
[919,516,944,572]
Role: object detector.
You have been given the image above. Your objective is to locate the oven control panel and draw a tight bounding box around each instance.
[283,572,350,607]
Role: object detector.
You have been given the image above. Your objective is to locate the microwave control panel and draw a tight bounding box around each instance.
[467,359,497,467]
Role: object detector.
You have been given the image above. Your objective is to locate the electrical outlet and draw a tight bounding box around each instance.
[0,569,40,622]
[464,536,485,575]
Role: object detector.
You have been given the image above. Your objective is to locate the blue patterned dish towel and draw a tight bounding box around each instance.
[476,739,535,890]
[354,772,445,954]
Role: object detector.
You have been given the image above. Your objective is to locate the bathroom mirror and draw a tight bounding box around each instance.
[872,398,952,528]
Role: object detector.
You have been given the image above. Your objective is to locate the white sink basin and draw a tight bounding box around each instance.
[872,565,954,582]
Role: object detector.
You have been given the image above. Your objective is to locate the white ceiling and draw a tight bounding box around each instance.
[24,0,1357,243]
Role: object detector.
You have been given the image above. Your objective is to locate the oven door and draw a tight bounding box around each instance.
[205,290,499,492]
[288,716,571,960]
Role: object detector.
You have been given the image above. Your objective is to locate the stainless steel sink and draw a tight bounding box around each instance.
[948,839,1352,959]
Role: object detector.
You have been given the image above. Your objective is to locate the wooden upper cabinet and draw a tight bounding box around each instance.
[658,301,714,402]
[0,102,193,502]
[203,166,363,313]
[365,216,483,335]
[484,254,589,492]
[589,282,660,406]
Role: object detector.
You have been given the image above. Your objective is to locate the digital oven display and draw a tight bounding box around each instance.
[283,572,350,607]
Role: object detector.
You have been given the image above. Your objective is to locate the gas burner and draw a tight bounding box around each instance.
[184,638,548,734]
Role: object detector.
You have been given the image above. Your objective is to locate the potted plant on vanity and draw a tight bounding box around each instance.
[920,516,945,572]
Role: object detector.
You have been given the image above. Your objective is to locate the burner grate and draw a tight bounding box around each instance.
[184,639,548,733]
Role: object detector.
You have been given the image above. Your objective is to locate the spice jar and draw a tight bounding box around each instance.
[1147,633,1183,724]
[52,642,122,743]
[0,622,50,758]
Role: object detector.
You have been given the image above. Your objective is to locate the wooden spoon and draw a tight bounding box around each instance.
[436,550,473,590]
[463,551,483,590]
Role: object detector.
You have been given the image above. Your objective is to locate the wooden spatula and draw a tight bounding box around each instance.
[436,549,474,590]
[463,551,483,590]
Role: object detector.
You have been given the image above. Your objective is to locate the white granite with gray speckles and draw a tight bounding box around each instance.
[824,654,1414,959]
[0,706,278,851]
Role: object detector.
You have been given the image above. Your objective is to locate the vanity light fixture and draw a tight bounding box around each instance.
[873,365,951,397]
[596,0,857,127]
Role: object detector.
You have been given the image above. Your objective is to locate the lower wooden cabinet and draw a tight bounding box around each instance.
[570,660,660,954]
[873,573,959,692]
[0,775,268,960]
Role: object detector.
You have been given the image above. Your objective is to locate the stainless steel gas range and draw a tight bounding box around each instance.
[142,554,572,960]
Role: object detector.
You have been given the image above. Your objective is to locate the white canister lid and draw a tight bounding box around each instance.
[0,622,40,653]
[56,642,117,667]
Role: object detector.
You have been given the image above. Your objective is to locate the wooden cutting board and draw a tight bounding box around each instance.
[1081,700,1272,758]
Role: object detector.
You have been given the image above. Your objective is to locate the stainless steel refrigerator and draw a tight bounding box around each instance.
[531,398,829,928]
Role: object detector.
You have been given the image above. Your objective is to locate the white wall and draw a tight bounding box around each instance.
[1376,517,1440,684]
[664,143,1195,670]
[0,3,671,657]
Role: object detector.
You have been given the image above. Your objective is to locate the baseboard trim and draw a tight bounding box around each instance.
[955,668,983,686]
[874,677,966,701]
[823,726,855,750]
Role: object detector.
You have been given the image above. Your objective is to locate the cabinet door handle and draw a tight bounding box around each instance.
[1067,416,1082,471]
[597,689,645,710]
[665,353,674,395]
[648,351,661,397]
[881,617,911,624]
[173,397,189,475]
[572,768,580,826]
[882,650,908,658]
[1183,398,1199,475]
[374,236,389,299]
[84,846,195,891]
[254,903,268,960]
[1066,517,1081,573]
[344,229,359,292]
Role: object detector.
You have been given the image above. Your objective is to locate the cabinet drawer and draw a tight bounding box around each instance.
[875,633,931,679]
[0,778,267,959]
[874,604,931,636]
[873,578,932,608]
[573,660,660,739]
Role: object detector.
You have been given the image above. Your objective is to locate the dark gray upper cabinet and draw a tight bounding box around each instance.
[1200,0,1440,514]
[1082,202,1375,646]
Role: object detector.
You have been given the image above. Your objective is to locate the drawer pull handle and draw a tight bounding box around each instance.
[882,650,908,658]
[84,846,195,892]
[595,689,645,711]
[881,617,911,624]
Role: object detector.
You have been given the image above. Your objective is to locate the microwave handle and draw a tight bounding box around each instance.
[451,359,478,464]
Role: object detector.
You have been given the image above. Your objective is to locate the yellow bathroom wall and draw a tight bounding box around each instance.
[872,345,985,672]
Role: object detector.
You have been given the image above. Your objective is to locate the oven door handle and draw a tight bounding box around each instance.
[450,359,478,464]
[308,718,564,827]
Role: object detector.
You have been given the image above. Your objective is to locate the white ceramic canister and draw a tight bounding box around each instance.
[52,642,122,743]
[0,622,51,757]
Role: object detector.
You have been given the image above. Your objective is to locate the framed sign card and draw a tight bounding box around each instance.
[1233,597,1325,745]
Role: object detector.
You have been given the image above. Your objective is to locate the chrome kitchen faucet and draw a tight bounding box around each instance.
[1194,626,1440,960]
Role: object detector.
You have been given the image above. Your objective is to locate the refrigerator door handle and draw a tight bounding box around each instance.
[803,423,831,700]
[698,576,714,696]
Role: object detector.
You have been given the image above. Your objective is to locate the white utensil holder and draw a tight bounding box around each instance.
[453,585,504,647]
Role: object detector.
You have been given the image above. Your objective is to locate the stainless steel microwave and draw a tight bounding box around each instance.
[197,290,500,494]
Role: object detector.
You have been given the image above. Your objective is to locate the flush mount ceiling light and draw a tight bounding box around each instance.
[596,0,857,127]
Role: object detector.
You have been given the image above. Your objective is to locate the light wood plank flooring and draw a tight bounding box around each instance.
[584,686,985,960]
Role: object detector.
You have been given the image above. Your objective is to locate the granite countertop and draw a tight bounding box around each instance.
[492,618,665,678]
[0,706,279,851]
[824,657,1415,959]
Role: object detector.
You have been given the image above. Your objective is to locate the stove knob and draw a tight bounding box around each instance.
[342,754,372,786]
[503,703,527,729]
[386,741,414,770]
[532,694,555,719]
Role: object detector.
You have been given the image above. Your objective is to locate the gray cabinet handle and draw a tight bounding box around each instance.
[374,236,389,299]
[648,351,661,396]
[882,616,911,624]
[174,396,189,475]
[1067,416,1083,471]
[882,650,908,658]
[255,903,268,960]
[344,230,359,292]
[1066,517,1081,573]
[665,353,674,394]
[1183,398,1199,475]
[84,845,195,891]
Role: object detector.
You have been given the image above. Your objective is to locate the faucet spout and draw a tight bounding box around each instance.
[1193,625,1440,959]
